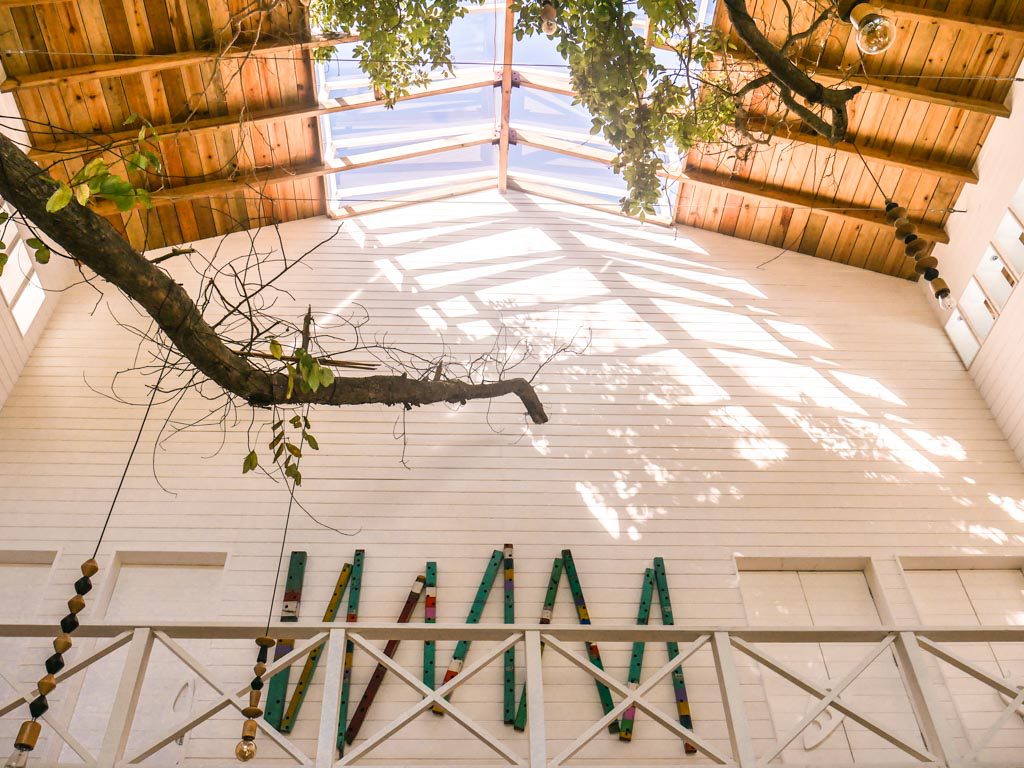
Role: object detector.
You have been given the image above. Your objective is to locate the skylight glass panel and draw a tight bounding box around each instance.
[512,89,610,146]
[451,3,504,68]
[958,278,996,341]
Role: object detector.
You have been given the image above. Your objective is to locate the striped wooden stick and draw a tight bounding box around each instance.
[344,575,426,746]
[280,562,353,732]
[336,548,365,751]
[502,543,515,724]
[432,548,504,715]
[513,556,563,731]
[653,556,697,754]
[561,548,618,733]
[265,550,307,730]
[619,567,655,741]
[424,561,437,690]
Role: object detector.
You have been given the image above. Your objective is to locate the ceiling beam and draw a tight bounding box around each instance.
[328,177,496,220]
[0,35,357,92]
[517,127,949,242]
[29,74,498,163]
[726,52,1010,117]
[740,118,979,183]
[91,131,494,215]
[497,0,516,193]
[885,2,1024,39]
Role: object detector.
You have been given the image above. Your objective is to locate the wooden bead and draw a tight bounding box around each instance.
[253,663,267,677]
[53,634,72,653]
[885,205,907,222]
[931,277,951,298]
[80,559,99,578]
[37,674,57,696]
[241,719,258,740]
[255,636,276,648]
[249,689,262,708]
[914,256,939,274]
[895,222,917,240]
[242,706,263,719]
[14,720,40,751]
[906,237,929,257]
[68,595,86,614]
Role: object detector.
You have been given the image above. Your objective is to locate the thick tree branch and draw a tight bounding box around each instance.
[723,0,860,141]
[0,132,550,423]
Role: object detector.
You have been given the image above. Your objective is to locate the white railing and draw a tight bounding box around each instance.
[1,623,1023,768]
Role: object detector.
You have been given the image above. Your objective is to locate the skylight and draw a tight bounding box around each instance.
[315,0,718,222]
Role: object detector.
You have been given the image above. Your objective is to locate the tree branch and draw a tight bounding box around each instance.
[0,132,550,424]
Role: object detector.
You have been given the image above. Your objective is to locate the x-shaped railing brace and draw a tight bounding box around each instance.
[338,632,525,767]
[539,633,730,766]
[121,631,327,766]
[730,635,937,764]
[0,630,134,766]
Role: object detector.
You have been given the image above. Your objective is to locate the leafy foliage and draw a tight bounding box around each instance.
[310,0,483,104]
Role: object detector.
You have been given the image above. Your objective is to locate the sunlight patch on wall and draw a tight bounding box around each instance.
[582,219,711,257]
[507,298,666,354]
[475,267,609,310]
[398,226,559,271]
[437,296,477,318]
[416,306,448,331]
[831,370,905,406]
[610,255,766,299]
[658,302,795,358]
[764,318,833,349]
[842,417,941,475]
[709,405,789,468]
[903,429,966,460]
[415,255,564,291]
[619,271,733,308]
[987,493,1024,522]
[359,191,517,231]
[638,349,729,405]
[713,349,865,414]
[571,229,710,270]
[576,480,620,538]
[375,219,495,248]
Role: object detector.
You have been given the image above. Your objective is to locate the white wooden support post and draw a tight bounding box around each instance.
[893,631,954,767]
[317,628,346,768]
[524,631,546,768]
[98,627,153,767]
[711,632,756,768]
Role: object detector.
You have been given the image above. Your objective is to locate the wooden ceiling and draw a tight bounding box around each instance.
[1,0,1023,277]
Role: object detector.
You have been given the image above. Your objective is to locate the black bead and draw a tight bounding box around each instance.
[60,613,79,634]
[45,654,64,674]
[29,695,48,718]
[904,233,918,244]
[74,576,93,596]
[251,676,264,691]
[257,646,269,664]
[923,267,940,281]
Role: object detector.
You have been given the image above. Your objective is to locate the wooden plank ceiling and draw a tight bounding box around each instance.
[1,0,1023,276]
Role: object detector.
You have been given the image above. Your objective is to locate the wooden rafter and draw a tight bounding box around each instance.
[885,2,1024,39]
[29,74,499,163]
[0,35,358,92]
[516,127,948,242]
[497,0,516,193]
[327,176,495,220]
[91,132,495,215]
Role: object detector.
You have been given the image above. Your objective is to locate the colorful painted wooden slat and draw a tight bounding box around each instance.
[424,561,437,690]
[279,562,353,733]
[561,548,617,732]
[432,548,504,715]
[264,550,307,730]
[513,556,563,731]
[653,556,697,754]
[502,543,515,724]
[344,575,426,746]
[336,548,365,751]
[619,567,655,741]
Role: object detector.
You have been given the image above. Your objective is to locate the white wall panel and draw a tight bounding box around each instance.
[0,190,1022,764]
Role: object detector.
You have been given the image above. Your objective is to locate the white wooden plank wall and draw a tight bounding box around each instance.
[0,190,1023,764]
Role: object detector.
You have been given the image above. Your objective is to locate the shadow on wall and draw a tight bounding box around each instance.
[306,189,1024,549]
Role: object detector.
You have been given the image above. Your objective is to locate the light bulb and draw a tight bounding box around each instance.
[850,4,896,55]
[540,2,557,35]
[940,293,957,311]
[235,740,257,762]
[542,18,558,34]
[4,750,29,768]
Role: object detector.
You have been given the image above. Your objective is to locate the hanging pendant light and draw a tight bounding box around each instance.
[841,0,897,55]
[540,1,558,35]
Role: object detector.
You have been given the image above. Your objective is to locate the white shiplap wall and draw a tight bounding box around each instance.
[1,190,1024,764]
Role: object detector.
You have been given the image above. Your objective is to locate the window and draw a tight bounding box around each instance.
[946,309,981,366]
[0,211,46,335]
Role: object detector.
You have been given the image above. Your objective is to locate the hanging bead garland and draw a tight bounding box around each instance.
[885,200,951,305]
[235,635,275,762]
[4,558,97,768]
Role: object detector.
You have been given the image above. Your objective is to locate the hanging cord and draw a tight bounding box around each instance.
[850,140,889,200]
[91,356,171,560]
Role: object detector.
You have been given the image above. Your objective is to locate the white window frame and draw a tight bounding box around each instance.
[0,208,46,336]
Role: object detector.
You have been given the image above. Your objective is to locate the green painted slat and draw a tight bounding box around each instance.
[280,562,353,733]
[503,543,515,724]
[562,548,617,732]
[265,551,307,730]
[513,556,563,731]
[336,549,365,752]
[424,561,437,690]
[619,567,655,741]
[433,548,504,715]
[653,556,696,754]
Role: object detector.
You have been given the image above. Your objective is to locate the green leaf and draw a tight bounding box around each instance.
[242,450,259,473]
[46,184,73,213]
[268,433,283,450]
[0,253,7,277]
[33,245,50,265]
[303,432,319,450]
[74,184,91,206]
[274,444,285,461]
[286,364,295,399]
[320,367,334,387]
[285,442,302,458]
[289,415,302,428]
[269,339,283,360]
[25,238,43,248]
[0,211,10,223]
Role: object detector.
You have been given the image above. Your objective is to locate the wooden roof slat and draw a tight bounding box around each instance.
[0,34,357,92]
[886,2,1024,40]
[29,73,499,162]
